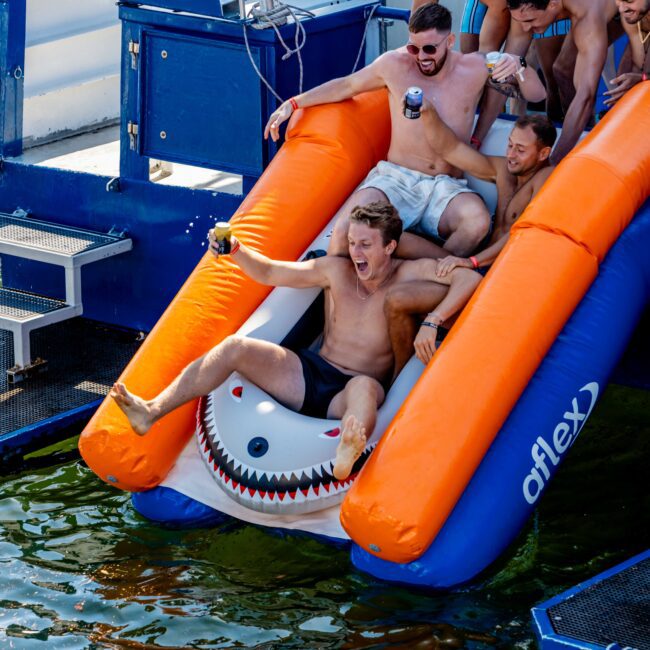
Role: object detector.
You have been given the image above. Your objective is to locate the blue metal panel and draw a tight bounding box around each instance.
[0,162,242,331]
[120,20,149,180]
[0,0,25,157]
[118,3,372,182]
[141,31,264,176]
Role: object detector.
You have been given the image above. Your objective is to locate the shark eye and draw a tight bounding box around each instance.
[247,436,269,458]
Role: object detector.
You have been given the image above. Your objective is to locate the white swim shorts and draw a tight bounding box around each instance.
[357,160,476,239]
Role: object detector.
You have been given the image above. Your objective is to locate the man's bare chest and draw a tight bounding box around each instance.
[497,179,533,225]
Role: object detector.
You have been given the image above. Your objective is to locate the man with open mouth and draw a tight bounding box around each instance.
[110,202,481,483]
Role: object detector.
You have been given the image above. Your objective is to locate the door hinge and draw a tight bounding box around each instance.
[127,121,139,151]
[128,40,140,70]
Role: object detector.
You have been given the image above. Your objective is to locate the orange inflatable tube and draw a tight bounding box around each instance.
[79,90,390,491]
[340,84,650,563]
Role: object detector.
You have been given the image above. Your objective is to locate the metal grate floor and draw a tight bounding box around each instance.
[0,287,68,320]
[0,213,119,256]
[0,318,142,436]
[549,557,650,649]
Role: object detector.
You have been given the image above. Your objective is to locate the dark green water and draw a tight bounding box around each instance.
[1,384,648,649]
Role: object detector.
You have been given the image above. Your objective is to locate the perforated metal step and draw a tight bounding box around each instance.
[0,212,132,266]
[533,550,650,650]
[0,212,132,375]
[548,557,650,649]
[0,287,69,322]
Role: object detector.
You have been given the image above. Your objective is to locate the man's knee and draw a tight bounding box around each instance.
[330,188,388,254]
[331,213,350,244]
[216,334,246,363]
[384,284,417,318]
[346,375,384,401]
[456,204,491,241]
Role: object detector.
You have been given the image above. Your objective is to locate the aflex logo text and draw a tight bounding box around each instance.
[522,382,599,505]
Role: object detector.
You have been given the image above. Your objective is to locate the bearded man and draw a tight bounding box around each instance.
[265,3,546,259]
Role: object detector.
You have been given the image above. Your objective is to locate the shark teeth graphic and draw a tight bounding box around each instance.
[196,395,377,513]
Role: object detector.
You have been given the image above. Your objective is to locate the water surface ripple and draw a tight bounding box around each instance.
[1,385,648,649]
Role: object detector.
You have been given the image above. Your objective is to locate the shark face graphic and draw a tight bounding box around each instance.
[196,373,378,515]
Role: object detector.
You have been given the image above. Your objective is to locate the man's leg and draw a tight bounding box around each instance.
[384,280,449,380]
[437,192,491,256]
[328,187,388,256]
[552,32,578,115]
[534,36,566,122]
[327,375,385,480]
[329,186,447,259]
[395,232,448,260]
[460,0,486,53]
[111,336,305,435]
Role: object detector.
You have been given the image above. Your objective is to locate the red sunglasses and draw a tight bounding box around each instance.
[406,37,447,56]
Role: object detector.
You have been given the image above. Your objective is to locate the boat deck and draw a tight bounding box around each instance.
[533,550,650,650]
[0,317,142,461]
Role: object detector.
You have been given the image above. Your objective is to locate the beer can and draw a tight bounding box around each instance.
[404,86,423,119]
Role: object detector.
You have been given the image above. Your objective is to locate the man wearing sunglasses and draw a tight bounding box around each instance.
[264,4,546,260]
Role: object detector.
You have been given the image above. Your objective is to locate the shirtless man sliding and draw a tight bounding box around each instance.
[110,202,481,481]
[385,104,556,377]
[604,0,650,106]
[264,3,545,259]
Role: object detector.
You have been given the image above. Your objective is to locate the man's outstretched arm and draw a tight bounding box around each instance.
[420,99,500,182]
[208,232,331,289]
[264,55,387,141]
[435,232,509,276]
[551,18,608,163]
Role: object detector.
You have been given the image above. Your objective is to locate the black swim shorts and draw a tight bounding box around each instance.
[297,348,355,419]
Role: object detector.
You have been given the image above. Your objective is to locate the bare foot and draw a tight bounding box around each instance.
[333,415,367,480]
[109,382,156,436]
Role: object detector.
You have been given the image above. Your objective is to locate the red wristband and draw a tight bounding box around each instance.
[230,240,240,255]
[469,255,479,269]
[289,97,299,111]
[470,136,482,149]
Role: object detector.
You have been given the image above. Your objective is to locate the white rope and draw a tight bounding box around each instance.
[351,3,380,73]
[242,2,380,104]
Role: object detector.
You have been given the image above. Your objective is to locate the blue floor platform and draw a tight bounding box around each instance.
[532,550,650,650]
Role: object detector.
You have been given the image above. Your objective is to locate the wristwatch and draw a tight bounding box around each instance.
[516,56,527,82]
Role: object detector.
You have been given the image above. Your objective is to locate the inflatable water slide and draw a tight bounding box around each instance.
[80,84,650,588]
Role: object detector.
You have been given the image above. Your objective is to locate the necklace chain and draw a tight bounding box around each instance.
[355,263,395,300]
[638,20,650,45]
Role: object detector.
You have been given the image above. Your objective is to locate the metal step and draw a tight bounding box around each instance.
[0,212,132,379]
[532,550,650,650]
[0,288,81,380]
[0,286,69,322]
[0,212,132,267]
